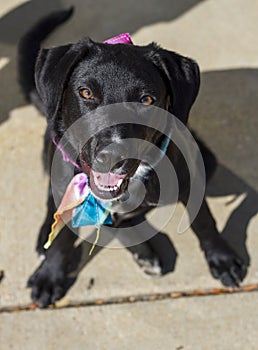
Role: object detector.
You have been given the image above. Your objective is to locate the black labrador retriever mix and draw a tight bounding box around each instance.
[18,9,246,307]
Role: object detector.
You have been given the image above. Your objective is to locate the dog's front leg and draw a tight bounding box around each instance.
[182,197,247,286]
[28,226,77,308]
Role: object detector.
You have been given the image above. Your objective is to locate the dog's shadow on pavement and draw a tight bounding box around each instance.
[193,68,258,268]
[207,164,258,267]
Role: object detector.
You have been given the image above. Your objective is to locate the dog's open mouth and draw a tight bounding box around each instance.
[90,170,128,200]
[80,158,128,201]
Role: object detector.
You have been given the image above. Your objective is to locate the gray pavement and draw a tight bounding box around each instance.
[0,0,258,349]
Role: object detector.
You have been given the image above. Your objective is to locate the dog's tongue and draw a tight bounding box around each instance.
[92,171,127,187]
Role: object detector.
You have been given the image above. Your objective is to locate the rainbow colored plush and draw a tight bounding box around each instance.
[44,173,112,254]
[44,173,112,252]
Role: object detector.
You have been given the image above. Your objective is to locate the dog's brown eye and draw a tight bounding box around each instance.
[140,95,154,105]
[79,88,93,99]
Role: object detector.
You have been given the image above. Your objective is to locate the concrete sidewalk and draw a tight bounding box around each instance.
[0,0,258,349]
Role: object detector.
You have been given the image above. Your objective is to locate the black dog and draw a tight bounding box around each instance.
[18,9,247,307]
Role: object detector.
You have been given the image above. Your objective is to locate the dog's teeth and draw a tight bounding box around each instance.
[96,183,117,192]
[117,179,123,187]
[93,175,123,193]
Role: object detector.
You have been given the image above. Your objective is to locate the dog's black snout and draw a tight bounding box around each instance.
[95,146,127,172]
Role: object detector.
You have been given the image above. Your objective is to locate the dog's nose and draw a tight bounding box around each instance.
[94,146,127,172]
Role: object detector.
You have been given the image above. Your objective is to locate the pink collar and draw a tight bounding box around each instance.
[103,33,133,45]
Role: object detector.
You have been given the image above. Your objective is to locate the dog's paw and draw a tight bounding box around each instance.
[203,236,247,287]
[133,253,162,277]
[127,241,163,277]
[27,259,67,308]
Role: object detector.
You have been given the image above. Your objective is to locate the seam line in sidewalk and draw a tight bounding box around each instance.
[0,283,257,314]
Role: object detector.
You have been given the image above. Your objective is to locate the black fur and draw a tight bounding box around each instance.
[19,9,247,307]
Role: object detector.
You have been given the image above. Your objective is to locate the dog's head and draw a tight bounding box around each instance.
[35,38,200,200]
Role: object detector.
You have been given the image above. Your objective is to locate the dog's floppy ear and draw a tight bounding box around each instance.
[35,38,92,127]
[148,45,200,124]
